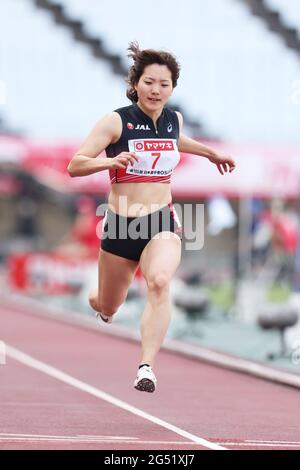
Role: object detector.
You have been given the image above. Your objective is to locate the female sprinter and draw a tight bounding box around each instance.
[67,42,236,393]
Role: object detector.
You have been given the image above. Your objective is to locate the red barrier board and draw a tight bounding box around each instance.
[7,253,96,295]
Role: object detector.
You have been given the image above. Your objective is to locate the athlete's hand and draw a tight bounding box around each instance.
[109,152,139,170]
[208,153,236,175]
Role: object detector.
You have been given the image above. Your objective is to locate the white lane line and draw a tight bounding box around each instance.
[246,439,300,444]
[0,437,204,445]
[78,435,138,439]
[6,345,226,451]
[0,433,137,440]
[0,340,6,365]
[1,434,299,448]
[220,442,300,448]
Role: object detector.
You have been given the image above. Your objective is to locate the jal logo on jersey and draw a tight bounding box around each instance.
[127,122,151,131]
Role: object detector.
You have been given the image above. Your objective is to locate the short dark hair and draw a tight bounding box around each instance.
[126,41,180,103]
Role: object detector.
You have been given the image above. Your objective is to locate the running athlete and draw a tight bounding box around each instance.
[67,42,236,393]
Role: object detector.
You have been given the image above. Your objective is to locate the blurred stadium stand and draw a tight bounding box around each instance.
[241,0,300,53]
[263,0,300,39]
[33,0,204,136]
[0,0,300,142]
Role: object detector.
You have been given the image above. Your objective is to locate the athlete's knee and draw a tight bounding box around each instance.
[147,272,170,293]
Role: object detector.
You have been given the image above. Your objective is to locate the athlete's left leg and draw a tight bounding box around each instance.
[138,232,182,367]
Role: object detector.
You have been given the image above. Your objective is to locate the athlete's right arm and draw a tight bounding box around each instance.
[67,112,138,177]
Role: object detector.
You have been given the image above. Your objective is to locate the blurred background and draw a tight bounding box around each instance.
[1,0,300,371]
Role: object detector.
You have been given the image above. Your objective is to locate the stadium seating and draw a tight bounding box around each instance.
[264,0,300,37]
[1,0,300,142]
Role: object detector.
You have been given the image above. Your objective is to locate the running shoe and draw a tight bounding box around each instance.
[96,312,113,324]
[134,365,157,393]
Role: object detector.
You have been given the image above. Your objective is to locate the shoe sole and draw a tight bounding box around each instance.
[134,378,155,393]
[96,312,112,324]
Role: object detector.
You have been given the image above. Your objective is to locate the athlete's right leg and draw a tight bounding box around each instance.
[89,248,139,319]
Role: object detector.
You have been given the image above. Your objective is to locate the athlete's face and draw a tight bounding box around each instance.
[135,64,173,111]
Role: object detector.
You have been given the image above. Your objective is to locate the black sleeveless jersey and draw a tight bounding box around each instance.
[105,103,180,183]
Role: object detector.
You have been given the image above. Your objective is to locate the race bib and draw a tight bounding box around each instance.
[127,139,180,177]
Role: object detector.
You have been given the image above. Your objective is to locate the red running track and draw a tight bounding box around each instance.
[0,302,300,450]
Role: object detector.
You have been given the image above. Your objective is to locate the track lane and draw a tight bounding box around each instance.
[1,304,300,450]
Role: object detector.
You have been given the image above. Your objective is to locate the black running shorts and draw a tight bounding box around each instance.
[101,203,182,261]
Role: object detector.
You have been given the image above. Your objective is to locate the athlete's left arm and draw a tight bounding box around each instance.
[175,111,236,175]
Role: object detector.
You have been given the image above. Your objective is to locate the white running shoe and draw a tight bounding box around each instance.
[134,365,157,393]
[96,312,113,324]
